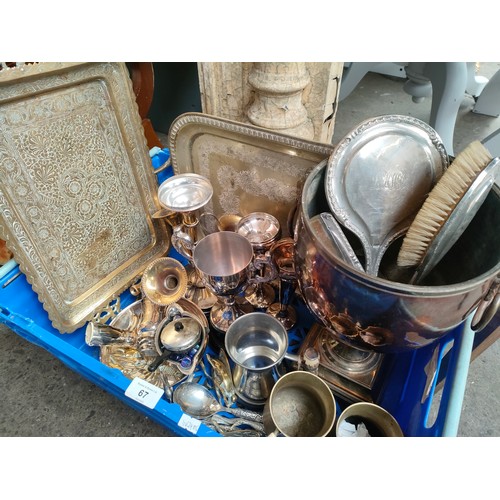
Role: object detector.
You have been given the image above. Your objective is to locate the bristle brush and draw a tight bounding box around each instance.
[397,140,498,284]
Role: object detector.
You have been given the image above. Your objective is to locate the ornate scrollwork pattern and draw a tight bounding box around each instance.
[0,63,170,332]
[168,113,335,231]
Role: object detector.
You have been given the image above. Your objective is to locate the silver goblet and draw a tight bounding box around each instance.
[236,212,281,310]
[193,231,254,333]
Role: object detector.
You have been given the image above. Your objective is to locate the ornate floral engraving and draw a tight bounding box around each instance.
[169,113,335,233]
[0,63,170,333]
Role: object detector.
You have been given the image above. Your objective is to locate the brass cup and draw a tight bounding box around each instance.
[218,214,242,232]
[141,257,188,306]
[336,402,404,437]
[263,370,337,437]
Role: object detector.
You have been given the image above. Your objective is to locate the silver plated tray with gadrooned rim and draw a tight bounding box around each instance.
[325,114,449,275]
[0,63,171,333]
[168,112,335,235]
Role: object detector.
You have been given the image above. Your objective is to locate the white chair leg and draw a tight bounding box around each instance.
[423,62,468,157]
[473,69,500,117]
[465,62,488,97]
[339,63,379,101]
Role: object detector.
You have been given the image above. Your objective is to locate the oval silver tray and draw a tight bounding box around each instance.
[101,300,184,388]
[101,297,210,388]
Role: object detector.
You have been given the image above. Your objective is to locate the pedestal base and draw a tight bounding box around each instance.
[184,264,217,311]
[209,300,254,334]
[267,302,297,330]
[244,283,276,310]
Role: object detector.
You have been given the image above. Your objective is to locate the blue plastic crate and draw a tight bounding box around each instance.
[0,148,484,437]
[0,252,480,437]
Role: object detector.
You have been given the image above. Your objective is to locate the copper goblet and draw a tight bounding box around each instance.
[266,237,298,330]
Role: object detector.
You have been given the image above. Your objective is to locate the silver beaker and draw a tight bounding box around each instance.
[263,370,337,437]
[336,402,404,437]
[224,312,288,407]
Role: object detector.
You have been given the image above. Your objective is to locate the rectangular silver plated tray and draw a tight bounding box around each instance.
[0,63,170,333]
[168,112,335,235]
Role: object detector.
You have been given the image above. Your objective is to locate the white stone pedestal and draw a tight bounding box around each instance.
[198,62,343,143]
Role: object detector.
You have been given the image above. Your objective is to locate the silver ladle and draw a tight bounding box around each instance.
[173,381,264,425]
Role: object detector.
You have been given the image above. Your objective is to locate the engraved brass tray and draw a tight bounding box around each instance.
[0,63,170,333]
[168,112,335,234]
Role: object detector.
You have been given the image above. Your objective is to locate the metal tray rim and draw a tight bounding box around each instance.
[168,112,336,171]
[167,112,335,234]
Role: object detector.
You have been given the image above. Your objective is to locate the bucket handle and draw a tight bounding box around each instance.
[471,277,500,332]
[153,156,172,175]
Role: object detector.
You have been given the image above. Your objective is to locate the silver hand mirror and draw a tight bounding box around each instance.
[325,115,448,276]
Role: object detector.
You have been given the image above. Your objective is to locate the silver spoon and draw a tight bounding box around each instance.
[159,370,173,403]
[173,381,264,424]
